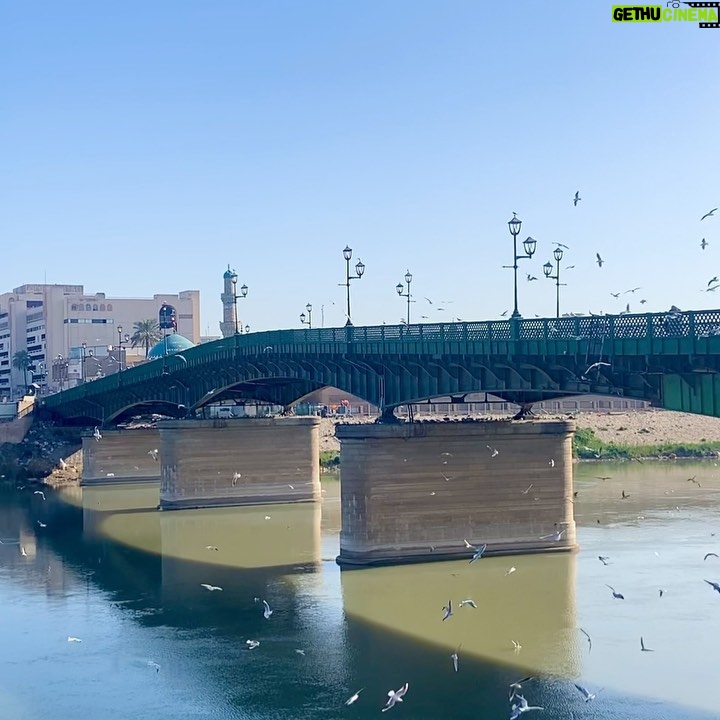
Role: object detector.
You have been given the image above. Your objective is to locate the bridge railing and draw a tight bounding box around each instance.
[40,309,720,409]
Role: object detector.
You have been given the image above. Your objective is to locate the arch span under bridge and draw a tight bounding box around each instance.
[39,309,720,425]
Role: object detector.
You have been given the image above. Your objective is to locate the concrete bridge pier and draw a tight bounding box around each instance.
[81,428,161,486]
[336,420,576,567]
[158,417,320,510]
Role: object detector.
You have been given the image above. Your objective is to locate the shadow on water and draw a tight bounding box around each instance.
[2,467,720,718]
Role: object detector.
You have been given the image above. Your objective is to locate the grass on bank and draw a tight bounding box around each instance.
[573,427,720,460]
[320,429,720,468]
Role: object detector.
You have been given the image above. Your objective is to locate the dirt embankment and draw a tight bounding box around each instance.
[318,409,720,453]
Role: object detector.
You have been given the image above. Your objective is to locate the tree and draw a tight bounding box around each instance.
[12,350,33,393]
[130,319,162,357]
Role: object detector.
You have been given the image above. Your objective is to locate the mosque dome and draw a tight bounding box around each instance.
[147,333,196,359]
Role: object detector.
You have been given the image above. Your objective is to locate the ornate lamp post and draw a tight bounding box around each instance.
[117,326,130,371]
[80,343,94,383]
[230,275,249,334]
[244,324,250,334]
[341,246,366,326]
[395,270,413,325]
[300,303,313,329]
[503,213,537,319]
[543,246,565,318]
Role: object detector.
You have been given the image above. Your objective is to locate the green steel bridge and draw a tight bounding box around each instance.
[39,309,720,425]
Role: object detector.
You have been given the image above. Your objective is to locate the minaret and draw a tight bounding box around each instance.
[220,264,237,338]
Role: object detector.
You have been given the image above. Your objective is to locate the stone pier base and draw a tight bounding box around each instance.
[158,417,320,510]
[81,428,161,485]
[336,420,576,567]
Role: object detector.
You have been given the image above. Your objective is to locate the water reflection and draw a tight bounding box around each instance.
[3,462,720,718]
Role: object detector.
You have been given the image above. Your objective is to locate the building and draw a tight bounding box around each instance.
[220,265,249,338]
[0,284,200,398]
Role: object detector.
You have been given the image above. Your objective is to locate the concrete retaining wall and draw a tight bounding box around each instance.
[158,417,320,510]
[336,419,575,566]
[81,428,161,485]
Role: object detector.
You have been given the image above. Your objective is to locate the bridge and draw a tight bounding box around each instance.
[40,308,720,424]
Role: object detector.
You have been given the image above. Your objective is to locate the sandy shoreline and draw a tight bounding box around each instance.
[318,409,720,454]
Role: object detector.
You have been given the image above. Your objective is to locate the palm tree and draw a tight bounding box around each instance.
[130,319,162,357]
[12,350,33,393]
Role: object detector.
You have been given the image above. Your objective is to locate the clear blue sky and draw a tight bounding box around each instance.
[2,1,718,334]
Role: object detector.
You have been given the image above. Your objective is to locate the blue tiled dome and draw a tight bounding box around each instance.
[147,334,195,359]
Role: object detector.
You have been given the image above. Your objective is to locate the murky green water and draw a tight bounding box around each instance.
[2,462,720,719]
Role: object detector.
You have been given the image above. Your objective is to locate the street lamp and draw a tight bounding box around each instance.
[53,354,69,391]
[81,343,87,383]
[503,213,537,319]
[543,246,566,318]
[340,246,366,326]
[116,326,130,371]
[395,270,413,325]
[300,303,313,329]
[244,324,250,334]
[230,275,249,334]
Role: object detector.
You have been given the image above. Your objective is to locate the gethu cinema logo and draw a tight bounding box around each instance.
[612,2,719,23]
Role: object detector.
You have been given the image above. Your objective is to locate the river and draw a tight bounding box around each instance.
[2,461,720,719]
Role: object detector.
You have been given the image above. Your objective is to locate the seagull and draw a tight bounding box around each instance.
[579,627,592,653]
[205,545,219,551]
[506,566,517,576]
[459,599,477,608]
[704,579,720,593]
[500,310,509,317]
[381,683,409,712]
[34,490,46,500]
[345,689,363,706]
[20,546,27,557]
[598,555,610,565]
[469,543,488,563]
[565,264,575,269]
[640,636,654,652]
[540,528,565,542]
[706,284,720,292]
[583,361,611,374]
[487,445,499,457]
[574,684,596,702]
[37,521,47,528]
[709,277,719,287]
[688,476,702,487]
[573,191,581,206]
[147,660,161,672]
[200,584,223,591]
[67,636,82,643]
[232,471,241,486]
[621,490,630,499]
[659,588,665,597]
[148,449,159,461]
[93,426,102,441]
[610,292,621,298]
[58,458,68,470]
[509,677,534,702]
[295,649,305,656]
[262,599,273,619]
[704,553,719,561]
[596,253,604,267]
[451,645,461,672]
[424,297,433,304]
[548,459,555,467]
[511,639,522,653]
[624,287,641,294]
[606,584,625,599]
[510,694,543,719]
[527,274,538,282]
[441,600,454,621]
[701,208,717,221]
[702,238,709,250]
[521,484,534,495]
[596,475,612,481]
[246,640,260,649]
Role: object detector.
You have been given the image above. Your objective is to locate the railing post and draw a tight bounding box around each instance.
[647,313,654,339]
[688,311,696,339]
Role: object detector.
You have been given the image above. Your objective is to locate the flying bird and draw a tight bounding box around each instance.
[509,677,534,702]
[701,208,717,221]
[704,579,720,593]
[521,484,534,495]
[584,361,611,375]
[554,242,570,249]
[441,600,454,621]
[573,191,581,206]
[487,445,499,457]
[469,543,488,563]
[610,292,621,298]
[459,599,477,608]
[345,689,363,706]
[621,490,630,499]
[688,476,702,487]
[598,555,610,565]
[511,639,522,653]
[93,426,102,441]
[506,566,517,576]
[701,238,709,250]
[33,490,46,500]
[510,694,543,719]
[540,528,565,542]
[262,599,273,619]
[579,627,592,653]
[205,545,219,551]
[709,277,719,287]
[450,645,460,672]
[625,287,641,294]
[606,584,625,599]
[574,684,596,702]
[246,640,260,649]
[526,274,538,282]
[232,471,241,486]
[500,310,509,317]
[148,449,159,461]
[67,636,82,643]
[200,584,223,592]
[704,553,719,561]
[640,636,654,652]
[596,253,604,267]
[381,683,409,712]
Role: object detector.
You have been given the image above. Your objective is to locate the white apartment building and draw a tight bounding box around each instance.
[0,284,200,399]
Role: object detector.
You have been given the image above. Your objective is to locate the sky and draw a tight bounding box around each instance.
[2,1,719,335]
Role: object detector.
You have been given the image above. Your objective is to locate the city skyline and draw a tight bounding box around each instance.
[2,2,719,332]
